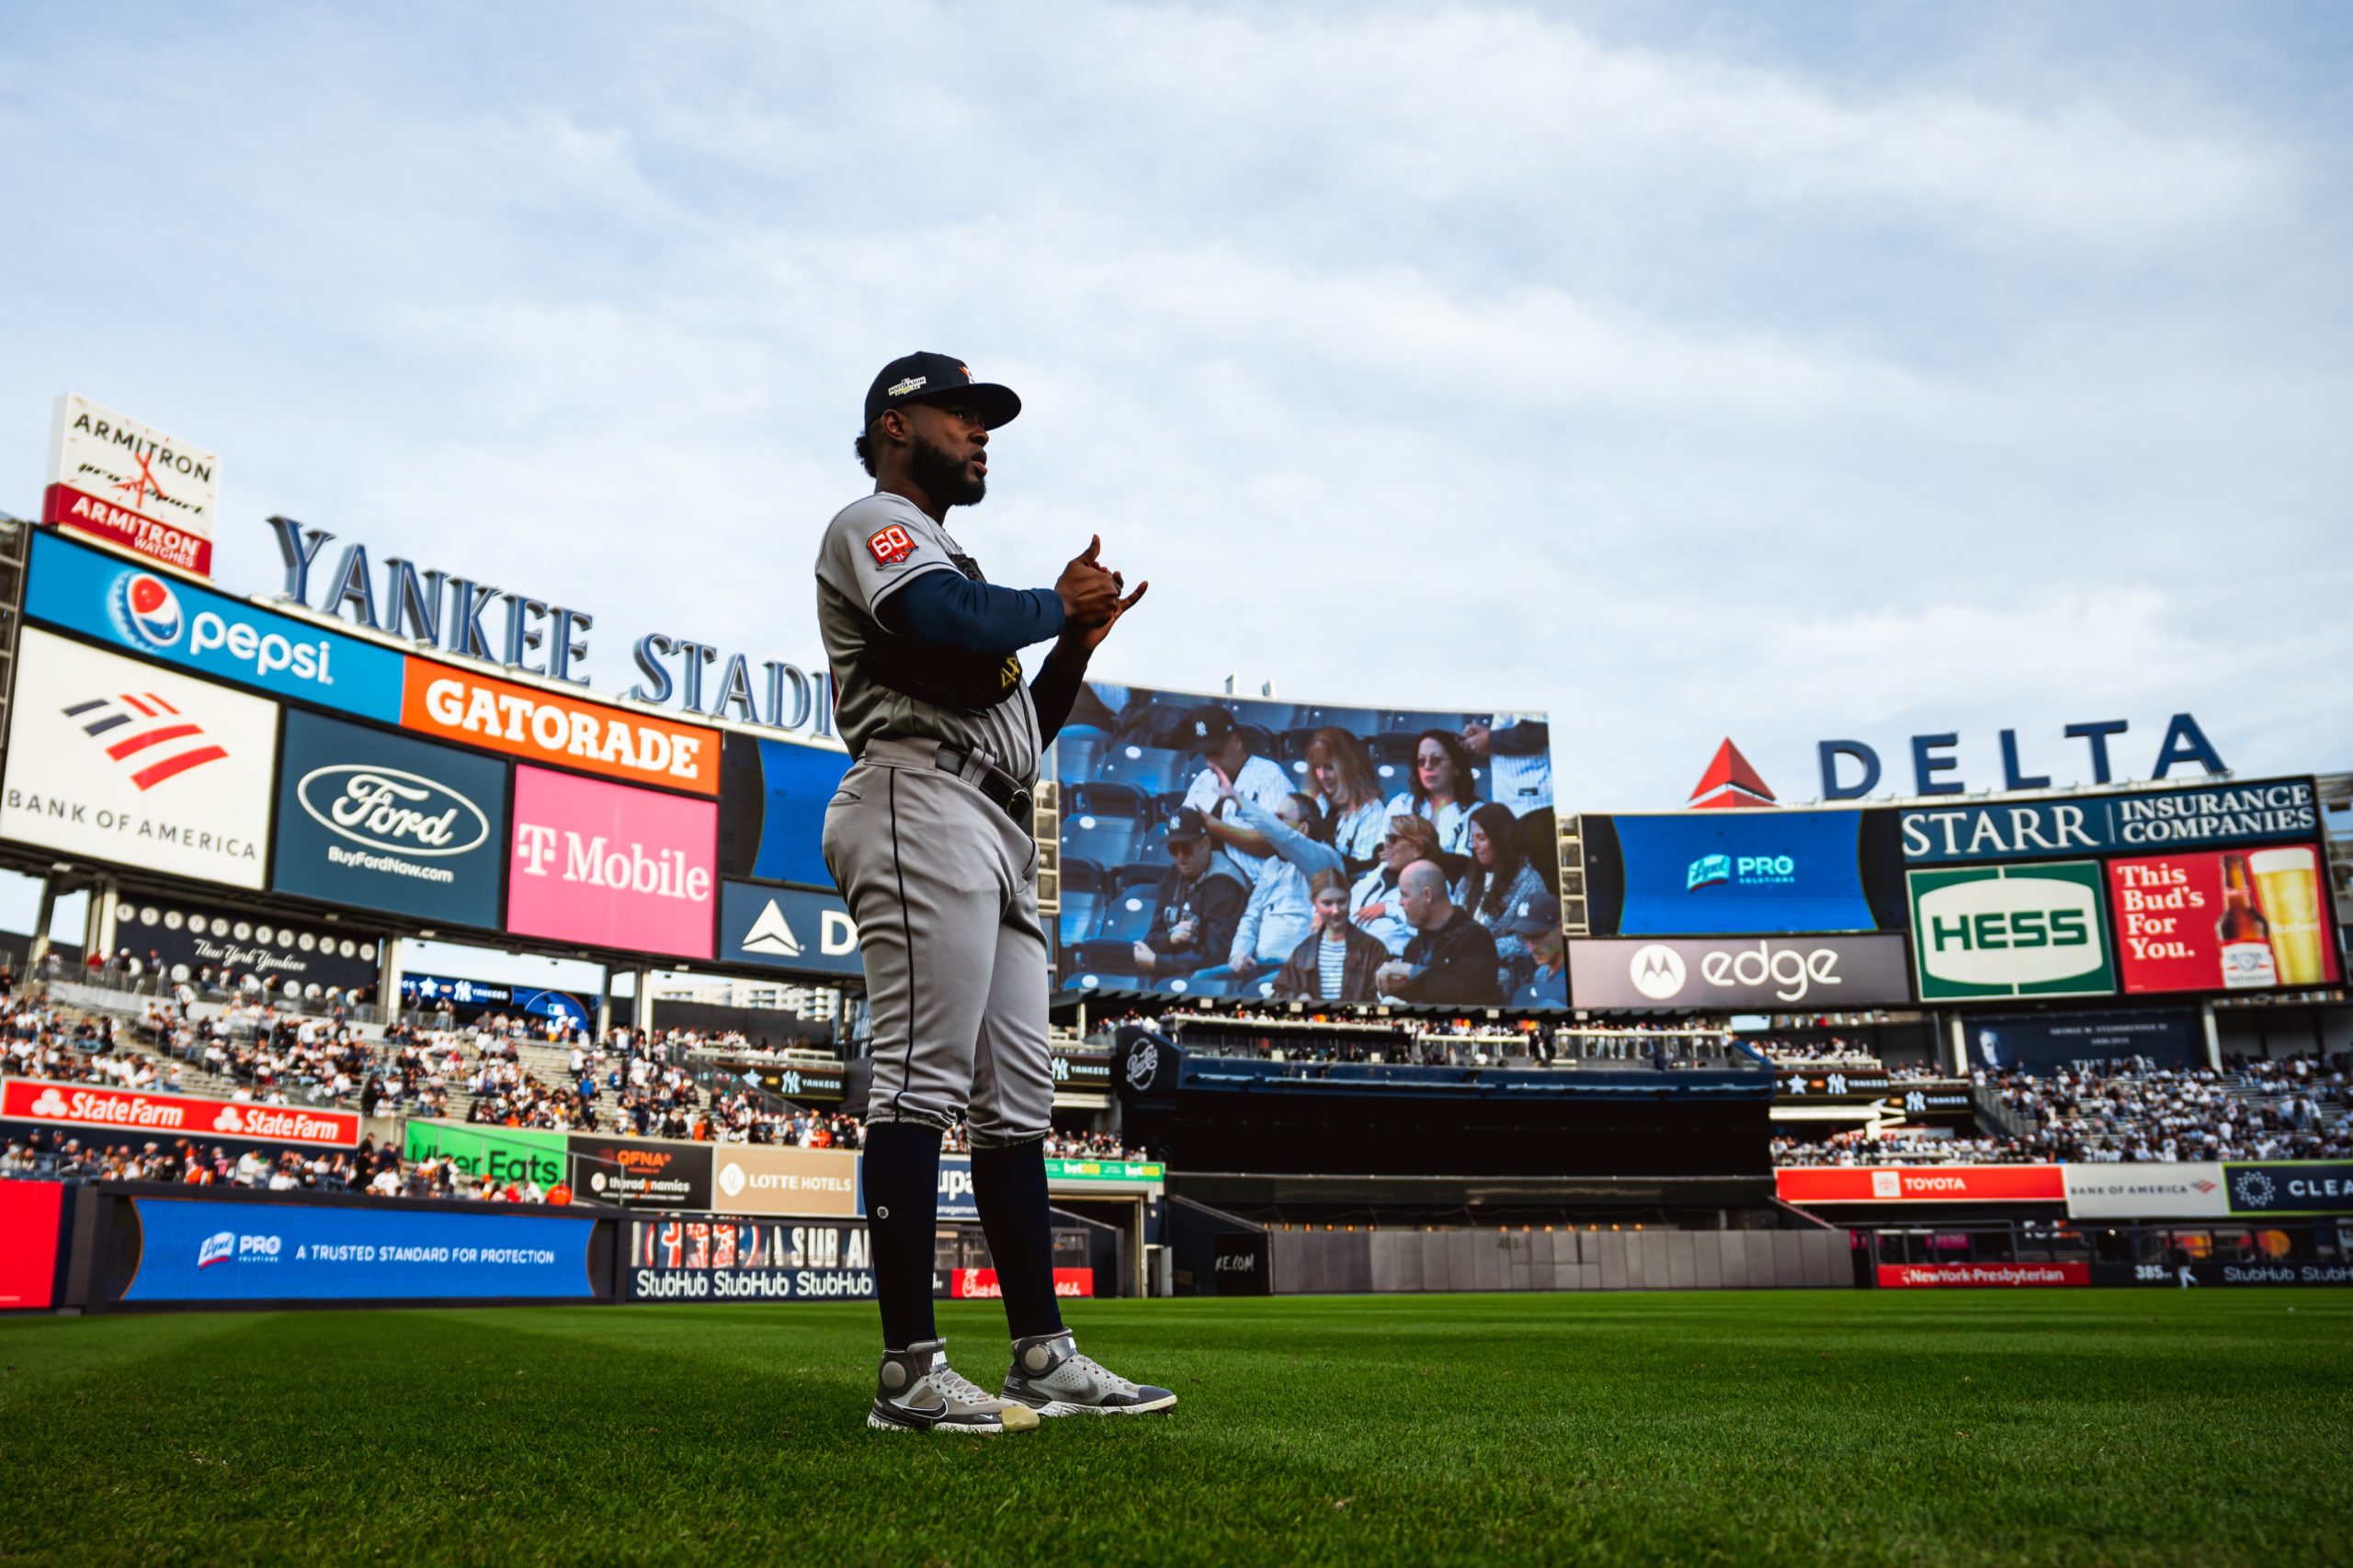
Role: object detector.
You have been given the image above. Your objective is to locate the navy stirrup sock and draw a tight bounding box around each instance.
[862,1120,943,1348]
[972,1137,1065,1341]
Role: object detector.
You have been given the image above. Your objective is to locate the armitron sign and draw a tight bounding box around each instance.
[0,1079,360,1149]
[45,393,221,575]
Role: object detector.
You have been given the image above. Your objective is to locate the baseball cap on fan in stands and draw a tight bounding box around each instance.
[1182,705,1236,756]
[863,353,1022,429]
[1503,892,1563,940]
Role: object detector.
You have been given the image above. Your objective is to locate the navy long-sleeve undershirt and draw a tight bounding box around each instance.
[879,569,1093,746]
[880,570,1064,652]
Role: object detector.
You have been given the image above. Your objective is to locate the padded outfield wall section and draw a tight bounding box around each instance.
[1266,1226,1847,1295]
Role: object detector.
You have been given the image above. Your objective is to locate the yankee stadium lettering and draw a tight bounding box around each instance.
[271,517,831,735]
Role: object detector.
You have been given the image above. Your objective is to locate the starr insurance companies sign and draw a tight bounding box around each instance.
[44,394,221,576]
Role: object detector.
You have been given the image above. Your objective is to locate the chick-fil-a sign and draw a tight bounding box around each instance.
[506,766,716,959]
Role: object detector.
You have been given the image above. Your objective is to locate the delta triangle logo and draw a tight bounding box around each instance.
[1688,738,1775,810]
[742,899,803,958]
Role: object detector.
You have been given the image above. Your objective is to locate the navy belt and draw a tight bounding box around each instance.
[936,745,1035,826]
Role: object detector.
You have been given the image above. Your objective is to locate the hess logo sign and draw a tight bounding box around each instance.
[1908,862,2116,1000]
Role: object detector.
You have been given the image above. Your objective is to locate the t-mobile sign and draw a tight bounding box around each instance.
[507,766,716,959]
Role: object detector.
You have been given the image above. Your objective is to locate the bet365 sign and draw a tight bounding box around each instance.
[1907,862,2118,1002]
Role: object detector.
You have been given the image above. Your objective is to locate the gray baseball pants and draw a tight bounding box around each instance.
[821,737,1054,1145]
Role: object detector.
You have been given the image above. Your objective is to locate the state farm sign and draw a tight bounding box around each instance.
[1,1079,359,1149]
[1775,1165,2065,1204]
[506,766,717,959]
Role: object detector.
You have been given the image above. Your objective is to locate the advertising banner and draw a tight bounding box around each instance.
[1578,809,1901,937]
[718,733,851,890]
[710,1145,860,1217]
[737,1062,847,1102]
[0,1181,65,1309]
[401,975,590,1028]
[1212,1232,1270,1295]
[403,660,719,795]
[121,1196,597,1302]
[1775,1165,2066,1204]
[1564,934,1914,1011]
[718,881,861,977]
[1044,1157,1165,1187]
[108,894,380,997]
[272,710,508,928]
[2,1078,360,1149]
[2097,1260,2353,1288]
[0,627,278,890]
[2223,1162,2353,1218]
[1961,1008,2201,1074]
[1876,1262,2088,1289]
[947,1267,1096,1300]
[2109,846,2337,995]
[23,529,406,721]
[1907,861,2116,1002]
[45,393,220,574]
[566,1134,713,1210]
[1900,778,2323,864]
[624,1217,874,1301]
[506,767,717,959]
[403,1121,569,1190]
[934,1155,980,1222]
[2062,1162,2229,1220]
[1049,1054,1113,1092]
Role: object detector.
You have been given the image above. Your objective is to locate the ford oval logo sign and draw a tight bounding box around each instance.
[296,765,490,856]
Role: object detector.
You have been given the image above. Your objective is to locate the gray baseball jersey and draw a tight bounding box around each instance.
[815,492,1040,782]
[815,493,1054,1143]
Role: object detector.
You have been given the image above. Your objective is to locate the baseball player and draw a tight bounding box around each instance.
[816,352,1173,1435]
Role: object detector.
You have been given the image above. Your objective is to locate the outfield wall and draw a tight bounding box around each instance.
[1253,1226,1849,1295]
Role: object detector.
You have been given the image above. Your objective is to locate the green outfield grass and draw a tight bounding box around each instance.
[2,1290,2349,1566]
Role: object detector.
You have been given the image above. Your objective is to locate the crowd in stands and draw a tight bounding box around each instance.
[1097,1007,1748,1069]
[1774,1051,2353,1165]
[1060,704,1565,1008]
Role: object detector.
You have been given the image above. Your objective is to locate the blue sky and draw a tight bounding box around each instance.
[4,0,2347,834]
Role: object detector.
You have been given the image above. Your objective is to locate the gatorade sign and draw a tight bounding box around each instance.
[1906,861,2117,1001]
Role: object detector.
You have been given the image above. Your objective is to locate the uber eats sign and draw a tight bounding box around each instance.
[1907,861,2118,1001]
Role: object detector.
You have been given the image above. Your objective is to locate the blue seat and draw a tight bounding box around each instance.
[1072,936,1144,976]
[1097,744,1195,797]
[1156,970,1234,999]
[1100,864,1165,941]
[1058,858,1106,946]
[1296,705,1381,737]
[1060,782,1146,869]
[1050,725,1109,788]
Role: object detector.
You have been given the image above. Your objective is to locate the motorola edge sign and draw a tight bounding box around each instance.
[1565,935,1914,1009]
[272,710,508,929]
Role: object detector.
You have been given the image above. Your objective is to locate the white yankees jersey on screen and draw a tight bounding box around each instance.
[1182,755,1293,822]
[814,492,1040,783]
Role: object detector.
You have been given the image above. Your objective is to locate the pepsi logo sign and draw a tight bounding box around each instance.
[110,572,185,649]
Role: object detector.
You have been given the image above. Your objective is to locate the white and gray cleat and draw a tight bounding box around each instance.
[1000,1331,1177,1416]
[869,1339,1041,1434]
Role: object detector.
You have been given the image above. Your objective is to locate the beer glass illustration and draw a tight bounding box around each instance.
[2248,846,2328,985]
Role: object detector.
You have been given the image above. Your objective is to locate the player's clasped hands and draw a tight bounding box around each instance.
[1057,536,1148,647]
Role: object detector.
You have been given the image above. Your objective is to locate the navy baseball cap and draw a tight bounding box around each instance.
[1182,705,1236,756]
[864,352,1021,430]
[1503,892,1563,940]
[1165,808,1211,845]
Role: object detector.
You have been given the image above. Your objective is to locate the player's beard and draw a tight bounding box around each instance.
[910,430,986,506]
